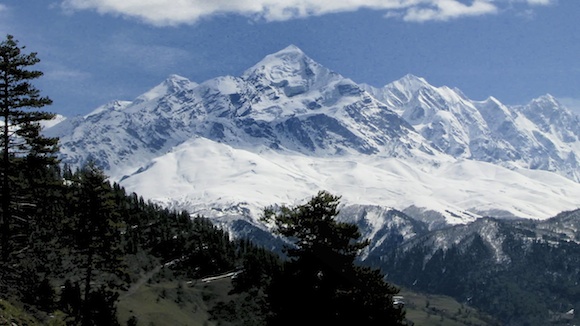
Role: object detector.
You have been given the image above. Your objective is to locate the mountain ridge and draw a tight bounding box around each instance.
[44,45,580,227]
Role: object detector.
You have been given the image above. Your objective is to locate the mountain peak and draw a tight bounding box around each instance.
[477,96,504,108]
[242,45,340,94]
[396,74,430,88]
[381,74,432,103]
[242,45,312,78]
[524,94,567,115]
[162,74,197,89]
[276,44,305,55]
[532,93,559,105]
[136,74,197,102]
[166,73,190,83]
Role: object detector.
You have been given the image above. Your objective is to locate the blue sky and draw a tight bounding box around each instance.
[1,0,579,117]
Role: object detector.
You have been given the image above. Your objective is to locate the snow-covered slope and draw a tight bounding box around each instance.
[119,137,580,224]
[45,45,580,229]
[40,114,67,129]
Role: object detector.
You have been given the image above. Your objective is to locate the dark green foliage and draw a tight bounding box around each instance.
[262,191,405,326]
[230,239,281,293]
[166,216,238,278]
[84,286,120,326]
[126,315,138,326]
[0,34,61,318]
[60,280,82,318]
[0,34,58,262]
[27,277,56,312]
[63,163,127,325]
[207,239,282,325]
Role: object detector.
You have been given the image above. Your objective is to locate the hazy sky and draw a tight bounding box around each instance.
[1,0,579,117]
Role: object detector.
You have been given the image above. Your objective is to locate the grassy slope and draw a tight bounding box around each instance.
[117,275,499,326]
[0,270,498,326]
[118,276,237,326]
[399,288,499,326]
[0,298,67,326]
[0,299,40,326]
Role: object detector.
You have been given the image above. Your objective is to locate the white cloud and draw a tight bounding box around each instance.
[506,0,554,20]
[0,4,10,35]
[106,35,192,74]
[43,63,91,81]
[523,0,554,5]
[60,0,555,26]
[402,0,498,22]
[60,0,412,25]
[506,0,555,7]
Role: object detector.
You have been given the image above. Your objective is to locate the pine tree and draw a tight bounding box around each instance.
[0,34,58,261]
[262,191,406,326]
[67,163,126,325]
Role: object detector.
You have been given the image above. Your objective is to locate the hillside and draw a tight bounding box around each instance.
[368,209,580,325]
[116,276,499,326]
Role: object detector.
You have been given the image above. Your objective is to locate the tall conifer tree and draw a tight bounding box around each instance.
[263,191,406,325]
[69,163,125,325]
[0,34,58,261]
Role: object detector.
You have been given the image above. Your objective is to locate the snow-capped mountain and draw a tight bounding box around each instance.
[45,45,580,229]
[46,45,435,179]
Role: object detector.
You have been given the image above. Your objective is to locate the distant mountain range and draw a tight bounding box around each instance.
[45,45,580,229]
[364,208,580,325]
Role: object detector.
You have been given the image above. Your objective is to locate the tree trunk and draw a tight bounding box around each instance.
[82,247,94,326]
[1,92,10,261]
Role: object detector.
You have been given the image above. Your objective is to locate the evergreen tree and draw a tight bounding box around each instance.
[262,191,405,326]
[67,163,126,325]
[0,34,58,261]
[231,242,281,293]
[60,280,82,318]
